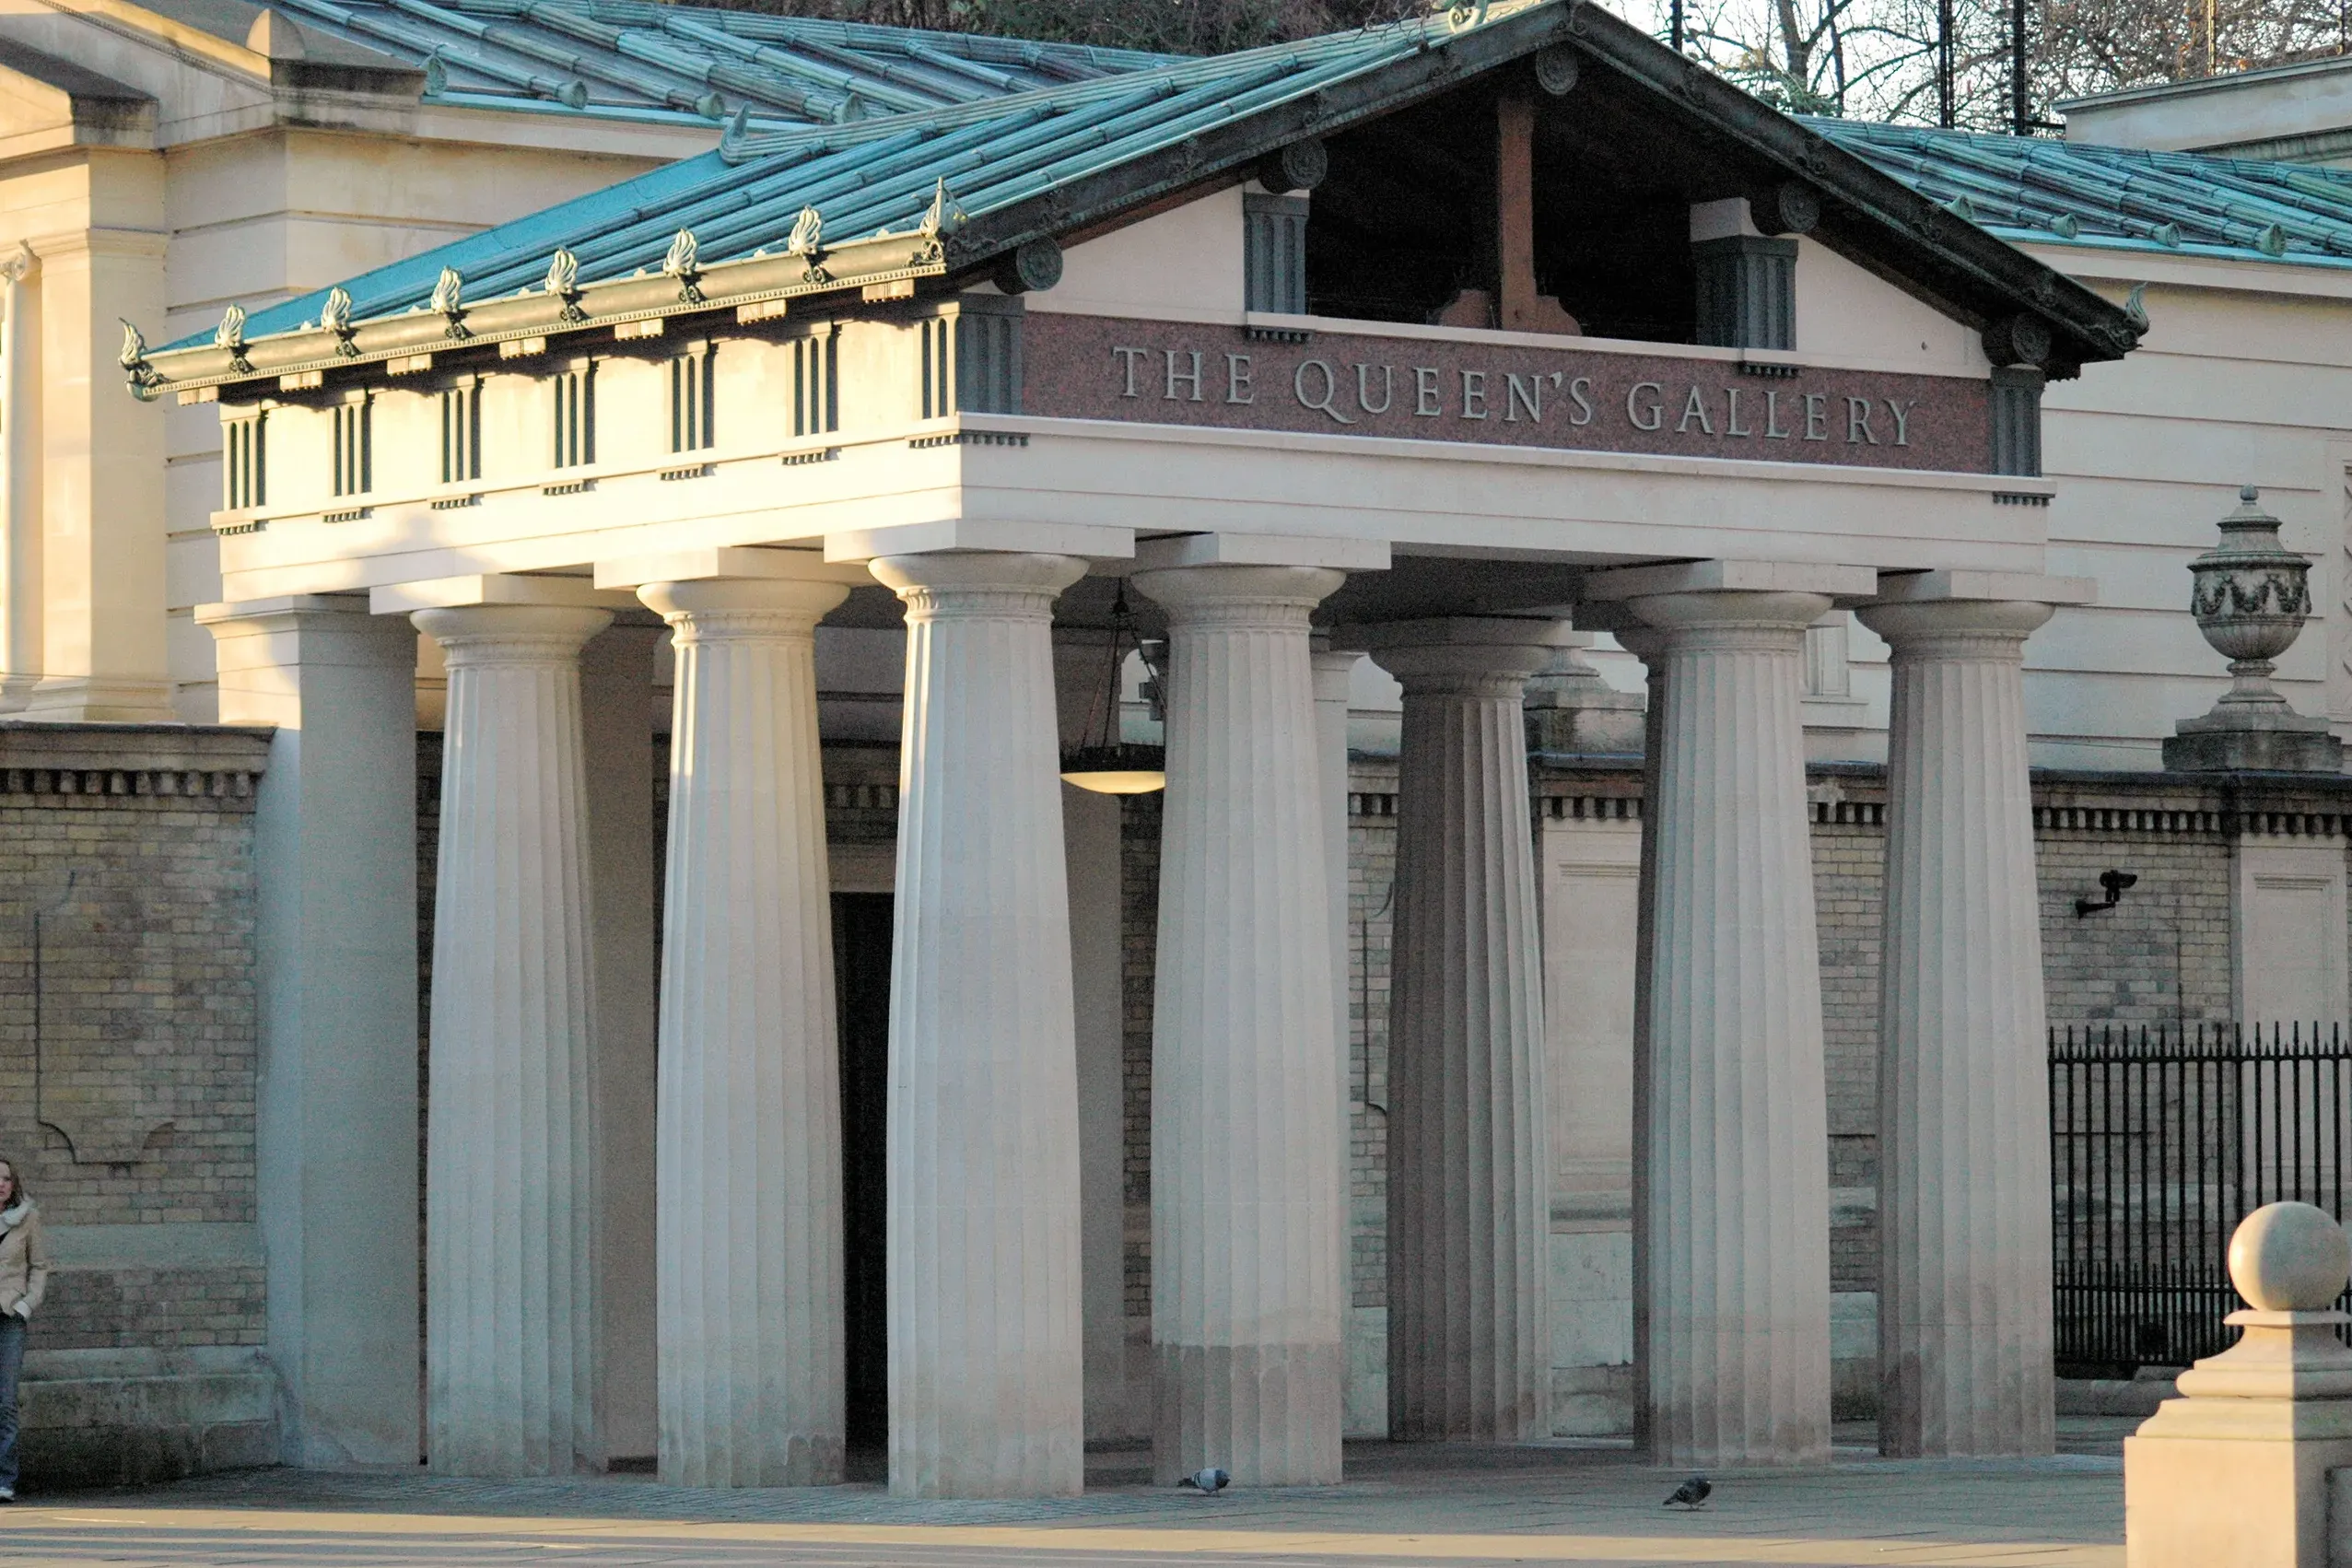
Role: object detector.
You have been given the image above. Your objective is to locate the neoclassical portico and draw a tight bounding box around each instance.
[154,0,2137,1496]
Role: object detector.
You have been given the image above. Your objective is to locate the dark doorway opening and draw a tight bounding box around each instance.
[833,892,893,1454]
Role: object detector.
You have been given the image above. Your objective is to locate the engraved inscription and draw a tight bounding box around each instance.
[1026,314,1990,474]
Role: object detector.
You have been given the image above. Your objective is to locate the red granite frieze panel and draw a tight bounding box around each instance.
[1024,314,1993,474]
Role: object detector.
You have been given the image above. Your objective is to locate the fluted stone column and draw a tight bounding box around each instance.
[580,621,663,1468]
[639,577,850,1486]
[1616,625,1667,1462]
[1135,563,1347,1487]
[1311,644,1355,1127]
[1629,588,1833,1469]
[869,551,1087,1499]
[414,603,608,1477]
[1857,595,2057,1458]
[1310,641,1359,1422]
[1365,620,1560,1442]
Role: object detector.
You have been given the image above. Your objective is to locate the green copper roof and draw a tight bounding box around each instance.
[1818,120,2352,269]
[186,16,1439,346]
[264,0,1167,127]
[146,0,2143,384]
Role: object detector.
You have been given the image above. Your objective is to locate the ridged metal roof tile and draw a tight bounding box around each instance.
[206,21,1421,345]
[157,5,2138,375]
[1817,120,2352,270]
[264,0,1170,124]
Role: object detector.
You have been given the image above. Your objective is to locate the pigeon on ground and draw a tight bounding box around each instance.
[1664,1475,1711,1509]
[1179,1468,1231,1494]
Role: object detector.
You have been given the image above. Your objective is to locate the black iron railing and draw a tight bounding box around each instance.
[2049,1021,2352,1375]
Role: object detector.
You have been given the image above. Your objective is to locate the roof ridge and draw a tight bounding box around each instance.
[715,10,1441,164]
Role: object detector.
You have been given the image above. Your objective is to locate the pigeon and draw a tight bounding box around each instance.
[1664,1474,1711,1509]
[1178,1468,1231,1494]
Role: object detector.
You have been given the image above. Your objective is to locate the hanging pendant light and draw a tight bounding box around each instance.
[1059,584,1164,794]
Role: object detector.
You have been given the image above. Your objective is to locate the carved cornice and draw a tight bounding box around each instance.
[0,766,258,801]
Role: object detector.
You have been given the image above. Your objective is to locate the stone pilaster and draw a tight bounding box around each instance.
[1628,588,1834,1468]
[638,577,850,1486]
[1133,563,1347,1487]
[1856,595,2057,1458]
[869,551,1087,1499]
[199,594,420,1468]
[414,603,608,1477]
[1363,621,1558,1442]
[0,249,38,710]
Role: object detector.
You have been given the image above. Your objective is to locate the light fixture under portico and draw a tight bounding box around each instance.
[1059,584,1164,794]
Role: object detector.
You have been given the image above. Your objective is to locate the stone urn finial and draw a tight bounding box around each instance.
[2192,487,2311,710]
[2163,486,2343,772]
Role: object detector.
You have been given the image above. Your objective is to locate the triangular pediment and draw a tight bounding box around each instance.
[140,0,2140,388]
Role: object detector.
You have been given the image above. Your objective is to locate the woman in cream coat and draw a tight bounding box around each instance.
[0,1153,50,1502]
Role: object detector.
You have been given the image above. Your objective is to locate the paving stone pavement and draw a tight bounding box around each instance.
[0,1427,2135,1568]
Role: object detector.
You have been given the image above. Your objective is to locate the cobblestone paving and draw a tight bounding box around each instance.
[0,1433,2129,1568]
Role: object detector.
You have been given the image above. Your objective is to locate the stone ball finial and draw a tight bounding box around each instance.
[2229,1201,2352,1311]
[2242,484,2261,504]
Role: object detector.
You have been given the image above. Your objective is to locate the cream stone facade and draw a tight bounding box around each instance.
[0,0,1143,724]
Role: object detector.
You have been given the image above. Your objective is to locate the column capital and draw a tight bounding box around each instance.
[1584,558,1876,604]
[1308,642,1359,704]
[201,596,418,728]
[1866,568,2095,608]
[1855,596,2055,650]
[638,577,849,635]
[1343,616,1575,693]
[413,603,612,667]
[871,551,1086,622]
[1613,626,1669,663]
[1131,532,1387,574]
[596,547,863,592]
[372,574,637,618]
[197,592,378,628]
[200,594,418,658]
[1627,588,1834,644]
[1131,563,1342,630]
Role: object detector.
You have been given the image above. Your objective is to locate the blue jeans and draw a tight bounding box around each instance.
[0,1314,23,1492]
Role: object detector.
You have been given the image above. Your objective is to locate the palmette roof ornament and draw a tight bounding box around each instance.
[430,266,468,337]
[544,248,586,322]
[215,303,252,373]
[118,318,161,401]
[322,287,359,356]
[662,228,704,303]
[787,205,827,283]
[787,206,823,257]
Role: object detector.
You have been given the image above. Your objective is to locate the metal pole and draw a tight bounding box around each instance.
[1937,0,1955,127]
[2010,0,2029,135]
